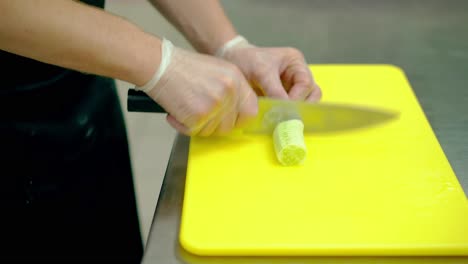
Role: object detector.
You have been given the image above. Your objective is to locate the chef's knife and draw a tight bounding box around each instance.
[127,89,398,134]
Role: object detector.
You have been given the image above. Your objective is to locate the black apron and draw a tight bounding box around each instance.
[0,1,143,262]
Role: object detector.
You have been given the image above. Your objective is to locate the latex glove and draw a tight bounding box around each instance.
[136,38,258,137]
[216,36,322,101]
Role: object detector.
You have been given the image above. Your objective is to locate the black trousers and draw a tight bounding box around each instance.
[0,72,143,262]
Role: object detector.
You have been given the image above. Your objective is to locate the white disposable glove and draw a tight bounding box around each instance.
[216,36,322,101]
[136,38,258,137]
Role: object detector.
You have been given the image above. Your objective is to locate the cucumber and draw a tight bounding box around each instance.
[273,119,307,166]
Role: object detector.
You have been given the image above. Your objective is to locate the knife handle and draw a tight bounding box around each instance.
[127,89,167,113]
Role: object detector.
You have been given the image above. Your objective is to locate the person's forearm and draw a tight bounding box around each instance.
[0,0,161,86]
[149,0,237,55]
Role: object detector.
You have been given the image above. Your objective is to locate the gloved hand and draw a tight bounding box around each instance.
[136,38,258,137]
[216,36,322,101]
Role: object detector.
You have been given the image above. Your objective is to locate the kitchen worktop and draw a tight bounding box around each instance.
[141,1,468,263]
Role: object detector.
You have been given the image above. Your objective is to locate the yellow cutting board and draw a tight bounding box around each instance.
[179,65,468,256]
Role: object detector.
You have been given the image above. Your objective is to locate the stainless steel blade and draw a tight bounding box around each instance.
[242,97,399,134]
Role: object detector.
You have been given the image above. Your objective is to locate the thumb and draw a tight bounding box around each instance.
[166,114,192,136]
[255,72,288,99]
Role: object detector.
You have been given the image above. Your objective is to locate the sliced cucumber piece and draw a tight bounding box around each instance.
[273,119,307,166]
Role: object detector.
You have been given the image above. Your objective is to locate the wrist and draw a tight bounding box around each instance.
[206,29,238,55]
[135,37,174,93]
[129,34,163,88]
[215,35,252,58]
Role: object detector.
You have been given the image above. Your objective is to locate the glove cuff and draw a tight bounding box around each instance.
[135,38,174,93]
[215,35,251,58]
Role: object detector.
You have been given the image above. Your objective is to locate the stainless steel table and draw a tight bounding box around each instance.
[142,1,468,263]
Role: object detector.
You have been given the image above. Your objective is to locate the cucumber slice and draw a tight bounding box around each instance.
[273,119,307,166]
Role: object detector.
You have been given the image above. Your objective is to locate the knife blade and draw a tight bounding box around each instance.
[127,89,398,134]
[244,97,398,134]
